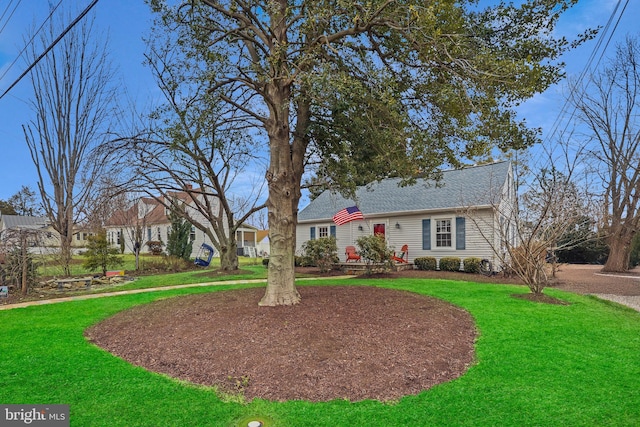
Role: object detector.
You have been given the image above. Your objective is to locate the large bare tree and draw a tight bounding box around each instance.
[107,16,267,270]
[22,11,116,275]
[150,0,590,305]
[570,36,640,272]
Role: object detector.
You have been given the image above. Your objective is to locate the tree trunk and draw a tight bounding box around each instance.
[60,234,72,277]
[220,241,239,271]
[259,102,301,305]
[260,190,300,306]
[603,226,635,272]
[21,232,28,296]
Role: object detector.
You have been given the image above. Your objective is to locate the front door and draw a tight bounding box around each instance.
[373,223,386,238]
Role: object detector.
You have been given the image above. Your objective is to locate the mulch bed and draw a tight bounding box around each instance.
[86,286,477,402]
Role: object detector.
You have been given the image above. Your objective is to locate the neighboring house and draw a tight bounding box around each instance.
[72,228,96,248]
[256,230,270,257]
[104,192,258,258]
[0,214,59,249]
[0,214,96,256]
[296,161,518,269]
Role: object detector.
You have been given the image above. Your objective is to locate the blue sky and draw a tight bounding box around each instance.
[0,0,637,202]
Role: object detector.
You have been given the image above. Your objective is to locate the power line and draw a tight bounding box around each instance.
[0,0,64,86]
[0,0,101,101]
[0,0,22,35]
[541,0,629,147]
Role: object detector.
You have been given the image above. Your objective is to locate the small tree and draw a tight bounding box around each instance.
[1,229,39,295]
[166,209,193,261]
[8,186,43,216]
[301,237,338,273]
[83,232,124,276]
[356,235,394,275]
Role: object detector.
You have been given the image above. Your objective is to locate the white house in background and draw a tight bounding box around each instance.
[296,161,518,269]
[0,214,93,253]
[256,230,270,257]
[104,192,258,259]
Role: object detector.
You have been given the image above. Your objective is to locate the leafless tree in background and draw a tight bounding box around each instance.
[7,186,43,217]
[465,146,590,295]
[569,36,640,272]
[106,20,267,271]
[22,10,116,276]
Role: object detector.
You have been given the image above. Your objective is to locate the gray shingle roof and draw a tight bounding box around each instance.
[0,214,49,230]
[298,161,510,222]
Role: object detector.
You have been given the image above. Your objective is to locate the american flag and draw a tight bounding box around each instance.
[332,206,364,226]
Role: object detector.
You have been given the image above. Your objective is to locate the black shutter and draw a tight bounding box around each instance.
[422,219,431,250]
[456,217,466,250]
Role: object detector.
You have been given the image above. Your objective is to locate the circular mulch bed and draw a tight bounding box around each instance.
[86,286,477,402]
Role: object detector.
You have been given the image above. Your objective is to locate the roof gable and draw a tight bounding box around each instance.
[298,162,511,221]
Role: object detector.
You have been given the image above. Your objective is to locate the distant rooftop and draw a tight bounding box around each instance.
[0,214,49,230]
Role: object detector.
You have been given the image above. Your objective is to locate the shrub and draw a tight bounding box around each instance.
[414,256,437,271]
[301,237,339,272]
[463,257,482,274]
[83,232,124,277]
[141,255,193,273]
[439,257,461,272]
[146,241,164,256]
[355,235,394,274]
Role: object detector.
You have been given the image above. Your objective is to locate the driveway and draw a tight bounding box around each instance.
[553,264,640,311]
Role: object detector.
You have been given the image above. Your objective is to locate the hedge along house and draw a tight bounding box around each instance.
[296,161,518,270]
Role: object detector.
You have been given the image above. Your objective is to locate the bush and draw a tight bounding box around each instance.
[146,241,164,256]
[141,255,193,273]
[463,257,482,273]
[302,237,339,272]
[414,257,437,271]
[355,235,394,274]
[439,257,461,272]
[83,232,124,277]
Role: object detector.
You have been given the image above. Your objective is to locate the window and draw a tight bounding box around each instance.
[436,219,452,247]
[318,226,329,238]
[147,227,152,242]
[157,227,162,240]
[190,226,196,242]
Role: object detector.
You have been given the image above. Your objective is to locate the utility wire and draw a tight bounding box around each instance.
[0,0,100,101]
[0,0,22,35]
[541,0,629,147]
[0,0,64,87]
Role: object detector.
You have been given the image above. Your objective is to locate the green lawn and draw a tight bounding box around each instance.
[1,276,639,426]
[36,253,266,277]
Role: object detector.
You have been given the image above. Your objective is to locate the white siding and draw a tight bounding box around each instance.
[297,208,499,267]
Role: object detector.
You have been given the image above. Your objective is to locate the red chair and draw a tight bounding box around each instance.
[392,244,408,263]
[345,246,361,262]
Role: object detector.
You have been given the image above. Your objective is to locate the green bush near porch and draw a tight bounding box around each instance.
[414,256,437,270]
[439,257,461,271]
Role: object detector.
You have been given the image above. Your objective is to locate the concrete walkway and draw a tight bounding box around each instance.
[0,276,355,311]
